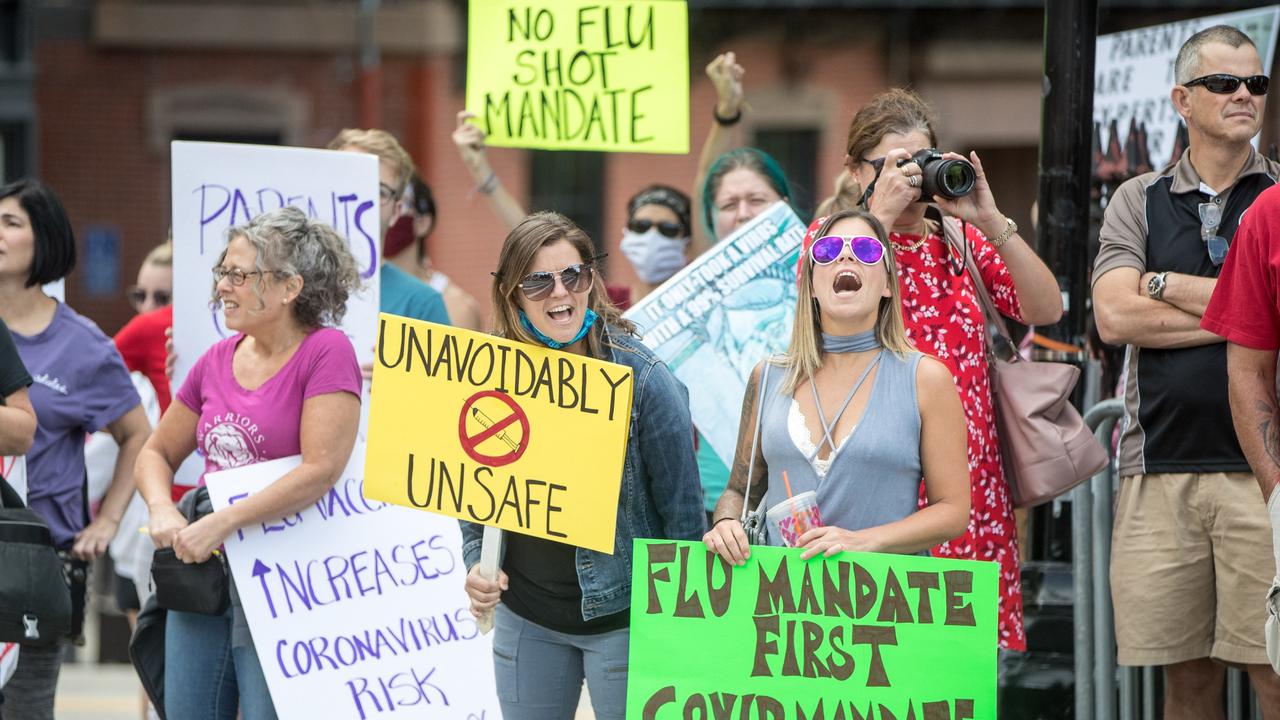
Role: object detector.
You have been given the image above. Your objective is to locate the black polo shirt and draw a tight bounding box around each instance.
[1093,148,1280,476]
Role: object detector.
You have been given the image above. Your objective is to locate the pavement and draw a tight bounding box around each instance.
[50,661,596,720]
[53,662,146,720]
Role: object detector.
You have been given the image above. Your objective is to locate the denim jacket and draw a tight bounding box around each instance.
[461,325,706,621]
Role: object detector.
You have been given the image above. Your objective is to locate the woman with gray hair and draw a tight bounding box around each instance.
[134,206,363,719]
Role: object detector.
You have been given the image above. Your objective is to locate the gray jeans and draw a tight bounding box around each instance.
[0,642,62,720]
[492,604,629,720]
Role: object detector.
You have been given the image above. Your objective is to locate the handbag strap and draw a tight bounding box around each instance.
[938,215,1018,363]
[739,359,775,523]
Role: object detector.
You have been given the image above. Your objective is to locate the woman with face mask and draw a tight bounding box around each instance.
[619,185,692,301]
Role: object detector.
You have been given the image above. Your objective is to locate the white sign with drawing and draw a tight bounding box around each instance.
[623,201,804,466]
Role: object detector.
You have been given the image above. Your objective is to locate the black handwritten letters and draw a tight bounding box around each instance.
[483,4,659,146]
[377,318,631,421]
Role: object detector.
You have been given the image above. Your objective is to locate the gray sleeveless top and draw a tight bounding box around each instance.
[757,350,924,546]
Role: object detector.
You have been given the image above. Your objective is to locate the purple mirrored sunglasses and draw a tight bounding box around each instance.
[809,235,885,266]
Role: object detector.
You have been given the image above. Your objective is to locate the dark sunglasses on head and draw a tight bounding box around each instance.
[810,235,885,266]
[1184,73,1269,96]
[127,286,172,309]
[627,218,684,239]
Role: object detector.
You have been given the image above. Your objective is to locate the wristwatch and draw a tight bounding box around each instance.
[990,217,1018,248]
[1146,271,1169,301]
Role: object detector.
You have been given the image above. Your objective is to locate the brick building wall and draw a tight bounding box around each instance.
[36,2,1050,336]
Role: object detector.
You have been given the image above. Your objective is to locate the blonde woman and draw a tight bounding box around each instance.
[704,209,969,563]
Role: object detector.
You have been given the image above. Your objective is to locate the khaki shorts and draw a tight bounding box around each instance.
[1111,472,1274,666]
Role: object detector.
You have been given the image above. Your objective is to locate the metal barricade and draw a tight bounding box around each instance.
[1073,399,1260,720]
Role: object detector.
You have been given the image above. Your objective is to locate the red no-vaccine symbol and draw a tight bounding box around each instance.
[458,391,531,467]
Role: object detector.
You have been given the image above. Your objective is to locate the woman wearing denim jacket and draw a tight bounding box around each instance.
[462,211,705,720]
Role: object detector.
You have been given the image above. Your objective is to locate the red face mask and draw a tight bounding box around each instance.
[383,214,416,259]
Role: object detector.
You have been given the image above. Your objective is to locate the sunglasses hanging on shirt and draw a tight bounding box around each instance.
[1198,202,1230,266]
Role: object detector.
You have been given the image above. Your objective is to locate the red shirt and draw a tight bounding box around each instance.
[113,305,172,412]
[113,305,190,502]
[1202,183,1280,349]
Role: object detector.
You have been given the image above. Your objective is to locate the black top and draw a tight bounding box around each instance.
[501,533,629,635]
[1094,149,1280,475]
[0,318,32,399]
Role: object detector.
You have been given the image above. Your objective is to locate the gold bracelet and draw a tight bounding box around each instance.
[990,216,1018,248]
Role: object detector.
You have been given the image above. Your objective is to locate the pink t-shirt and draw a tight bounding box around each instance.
[176,328,361,481]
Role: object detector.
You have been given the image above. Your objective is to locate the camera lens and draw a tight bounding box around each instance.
[922,158,976,199]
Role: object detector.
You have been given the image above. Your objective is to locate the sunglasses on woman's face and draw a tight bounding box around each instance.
[127,286,172,309]
[516,262,597,301]
[1184,73,1269,96]
[627,218,684,238]
[810,235,885,266]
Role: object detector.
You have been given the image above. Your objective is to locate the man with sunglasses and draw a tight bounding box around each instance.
[1093,25,1280,719]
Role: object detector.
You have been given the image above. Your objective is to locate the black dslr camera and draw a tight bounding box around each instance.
[896,148,976,199]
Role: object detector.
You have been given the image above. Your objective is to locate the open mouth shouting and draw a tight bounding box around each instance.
[547,303,577,325]
[833,270,863,295]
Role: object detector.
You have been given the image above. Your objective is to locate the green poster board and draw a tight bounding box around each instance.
[465,0,689,153]
[629,541,999,720]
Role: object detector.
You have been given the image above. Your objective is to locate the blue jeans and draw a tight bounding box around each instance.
[492,604,629,720]
[163,609,277,720]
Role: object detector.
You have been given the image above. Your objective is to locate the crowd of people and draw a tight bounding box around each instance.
[0,21,1278,720]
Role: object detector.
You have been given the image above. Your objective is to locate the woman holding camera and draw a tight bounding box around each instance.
[833,89,1062,651]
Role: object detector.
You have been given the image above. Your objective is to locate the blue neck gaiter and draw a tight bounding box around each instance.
[519,308,599,350]
[821,329,881,353]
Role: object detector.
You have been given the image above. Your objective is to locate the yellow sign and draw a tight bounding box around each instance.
[464,0,689,153]
[364,314,635,554]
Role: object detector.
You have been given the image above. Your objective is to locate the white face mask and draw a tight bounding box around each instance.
[621,228,688,284]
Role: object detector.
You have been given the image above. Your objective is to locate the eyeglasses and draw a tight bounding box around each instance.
[810,235,885,266]
[627,218,684,239]
[127,286,171,310]
[1184,73,1269,96]
[1198,202,1229,266]
[378,183,400,206]
[213,267,279,286]
[494,255,605,301]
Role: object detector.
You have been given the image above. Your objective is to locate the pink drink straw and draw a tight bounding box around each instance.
[782,471,804,539]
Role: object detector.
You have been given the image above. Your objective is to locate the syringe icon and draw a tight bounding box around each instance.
[471,407,520,451]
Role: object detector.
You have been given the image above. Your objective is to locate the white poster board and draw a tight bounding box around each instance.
[170,141,381,388]
[205,444,500,720]
[623,201,805,466]
[1094,6,1280,177]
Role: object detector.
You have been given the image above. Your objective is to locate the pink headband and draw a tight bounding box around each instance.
[795,214,830,282]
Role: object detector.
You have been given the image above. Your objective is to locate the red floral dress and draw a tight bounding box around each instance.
[891,222,1026,652]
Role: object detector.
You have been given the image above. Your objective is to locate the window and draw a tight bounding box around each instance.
[0,122,28,182]
[172,130,283,146]
[754,127,819,222]
[0,0,22,64]
[529,151,606,256]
